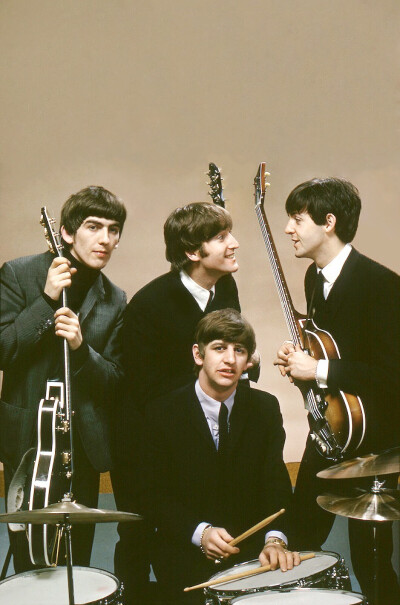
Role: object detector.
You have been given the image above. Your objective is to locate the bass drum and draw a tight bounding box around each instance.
[205,551,351,605]
[0,566,123,605]
[231,588,367,604]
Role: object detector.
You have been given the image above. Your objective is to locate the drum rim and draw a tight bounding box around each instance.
[231,586,366,603]
[0,565,121,603]
[206,551,342,596]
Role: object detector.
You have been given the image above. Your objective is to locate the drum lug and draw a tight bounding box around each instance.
[298,578,307,588]
[327,558,351,591]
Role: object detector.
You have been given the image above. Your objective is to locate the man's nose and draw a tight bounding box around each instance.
[227,233,239,249]
[285,219,294,234]
[99,227,110,243]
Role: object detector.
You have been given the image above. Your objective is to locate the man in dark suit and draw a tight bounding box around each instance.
[0,186,127,571]
[112,202,259,603]
[144,308,299,604]
[275,177,400,604]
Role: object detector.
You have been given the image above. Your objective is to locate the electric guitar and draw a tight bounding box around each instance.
[28,208,74,566]
[254,163,365,460]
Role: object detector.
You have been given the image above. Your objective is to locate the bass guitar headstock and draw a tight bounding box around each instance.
[40,207,63,257]
[207,162,226,208]
[254,162,270,208]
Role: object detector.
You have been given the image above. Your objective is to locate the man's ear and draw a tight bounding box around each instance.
[61,225,74,244]
[185,249,201,263]
[324,213,337,233]
[192,344,204,367]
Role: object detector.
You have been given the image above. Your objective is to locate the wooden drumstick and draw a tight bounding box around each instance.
[229,508,285,547]
[184,552,315,592]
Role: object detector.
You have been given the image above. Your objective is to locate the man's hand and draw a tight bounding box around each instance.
[44,257,77,301]
[274,343,317,382]
[54,307,82,350]
[201,526,239,561]
[259,543,301,572]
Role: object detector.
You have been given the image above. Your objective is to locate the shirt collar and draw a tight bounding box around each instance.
[319,243,352,285]
[195,379,235,421]
[180,270,215,311]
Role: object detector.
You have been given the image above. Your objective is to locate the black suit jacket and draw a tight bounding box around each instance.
[0,251,126,472]
[122,271,241,411]
[305,248,400,453]
[144,382,292,594]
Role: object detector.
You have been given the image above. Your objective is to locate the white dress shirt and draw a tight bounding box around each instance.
[180,270,215,311]
[316,244,352,387]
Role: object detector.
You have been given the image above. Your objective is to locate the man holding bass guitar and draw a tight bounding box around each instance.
[0,186,126,572]
[275,177,400,604]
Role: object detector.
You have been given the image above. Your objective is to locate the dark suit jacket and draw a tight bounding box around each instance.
[122,271,241,411]
[305,248,400,453]
[0,251,126,473]
[143,382,293,595]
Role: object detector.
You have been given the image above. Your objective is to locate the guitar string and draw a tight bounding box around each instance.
[255,205,324,424]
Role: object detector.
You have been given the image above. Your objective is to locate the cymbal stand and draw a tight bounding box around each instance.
[63,511,75,605]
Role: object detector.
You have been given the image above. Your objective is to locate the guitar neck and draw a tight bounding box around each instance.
[255,203,302,346]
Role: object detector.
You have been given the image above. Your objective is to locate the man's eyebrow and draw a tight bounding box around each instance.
[83,219,120,227]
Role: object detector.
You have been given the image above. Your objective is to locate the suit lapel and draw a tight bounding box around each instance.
[323,248,360,321]
[78,274,105,325]
[185,384,217,452]
[227,386,251,453]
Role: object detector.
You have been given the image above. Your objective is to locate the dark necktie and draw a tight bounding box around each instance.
[312,271,326,315]
[218,402,229,454]
[204,290,214,314]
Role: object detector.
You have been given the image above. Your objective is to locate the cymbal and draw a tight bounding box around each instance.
[317,489,400,521]
[0,501,143,525]
[317,447,400,479]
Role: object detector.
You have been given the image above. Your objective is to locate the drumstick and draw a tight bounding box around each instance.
[229,508,285,547]
[184,552,315,592]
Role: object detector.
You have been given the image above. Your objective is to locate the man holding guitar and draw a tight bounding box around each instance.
[0,186,126,572]
[275,177,400,604]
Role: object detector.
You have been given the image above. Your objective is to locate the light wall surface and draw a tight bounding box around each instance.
[1,0,399,461]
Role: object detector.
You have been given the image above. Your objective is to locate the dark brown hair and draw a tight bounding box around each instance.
[164,202,232,272]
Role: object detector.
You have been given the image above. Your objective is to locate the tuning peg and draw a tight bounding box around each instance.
[266,182,271,188]
[265,171,271,177]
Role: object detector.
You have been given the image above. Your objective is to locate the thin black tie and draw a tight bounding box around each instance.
[204,290,214,314]
[218,402,229,454]
[311,271,326,317]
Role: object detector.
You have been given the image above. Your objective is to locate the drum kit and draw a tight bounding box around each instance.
[0,496,142,605]
[0,447,398,605]
[202,446,400,605]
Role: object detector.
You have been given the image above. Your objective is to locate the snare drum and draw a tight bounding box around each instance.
[231,588,367,604]
[0,566,123,605]
[205,551,351,605]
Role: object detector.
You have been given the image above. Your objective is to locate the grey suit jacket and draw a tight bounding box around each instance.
[0,251,126,473]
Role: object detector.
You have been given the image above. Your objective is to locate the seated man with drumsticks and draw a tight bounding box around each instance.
[143,308,300,604]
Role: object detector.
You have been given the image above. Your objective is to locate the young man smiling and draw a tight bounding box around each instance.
[275,177,400,604]
[144,309,298,605]
[0,186,127,571]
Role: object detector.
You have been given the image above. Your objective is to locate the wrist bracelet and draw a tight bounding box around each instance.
[265,537,287,549]
[200,524,212,555]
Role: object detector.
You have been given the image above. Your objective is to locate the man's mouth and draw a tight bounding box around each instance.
[225,253,236,259]
[218,368,235,376]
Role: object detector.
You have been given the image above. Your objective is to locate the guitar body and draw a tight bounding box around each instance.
[296,313,366,455]
[253,163,365,460]
[28,383,71,566]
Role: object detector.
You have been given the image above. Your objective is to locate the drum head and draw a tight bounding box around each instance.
[208,552,339,592]
[0,566,119,605]
[232,588,365,604]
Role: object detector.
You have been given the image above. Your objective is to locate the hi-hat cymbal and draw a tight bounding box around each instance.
[0,501,143,524]
[317,489,400,521]
[317,447,400,480]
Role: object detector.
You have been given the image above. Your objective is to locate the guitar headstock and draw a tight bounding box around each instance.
[40,207,63,257]
[254,162,270,208]
[207,162,226,208]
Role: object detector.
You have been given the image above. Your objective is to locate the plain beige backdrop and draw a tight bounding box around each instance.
[1,0,399,462]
